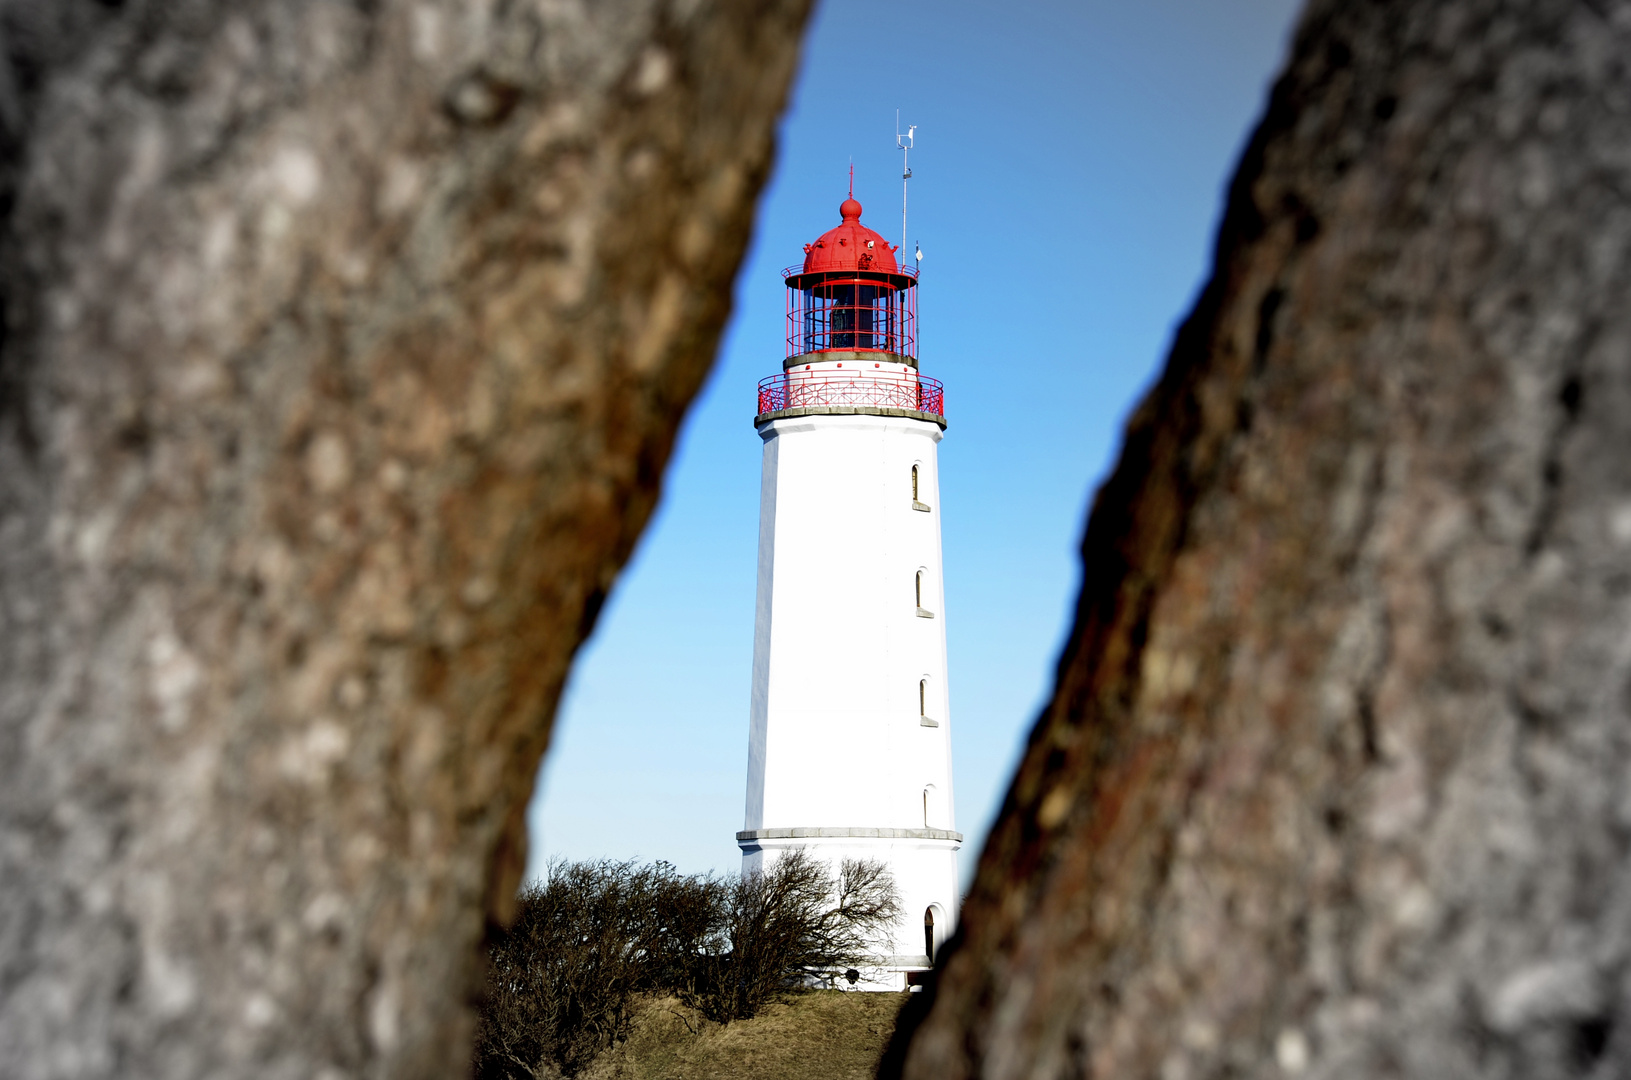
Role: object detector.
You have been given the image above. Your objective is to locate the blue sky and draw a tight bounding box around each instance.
[527,0,1303,884]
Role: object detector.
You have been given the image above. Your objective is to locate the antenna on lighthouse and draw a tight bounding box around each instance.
[896,111,916,259]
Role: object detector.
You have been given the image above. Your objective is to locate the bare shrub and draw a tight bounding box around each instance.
[686,849,904,1022]
[474,850,901,1075]
[474,860,708,1079]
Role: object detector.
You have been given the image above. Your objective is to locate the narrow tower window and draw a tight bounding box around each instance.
[912,464,930,512]
[919,678,937,727]
[925,907,936,962]
[916,569,935,618]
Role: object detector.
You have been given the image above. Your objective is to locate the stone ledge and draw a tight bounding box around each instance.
[754,405,948,429]
[737,826,963,843]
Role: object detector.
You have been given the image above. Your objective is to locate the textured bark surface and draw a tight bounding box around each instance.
[893,2,1631,1078]
[0,1,808,1077]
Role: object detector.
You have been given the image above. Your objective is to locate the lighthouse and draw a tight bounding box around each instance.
[737,192,959,990]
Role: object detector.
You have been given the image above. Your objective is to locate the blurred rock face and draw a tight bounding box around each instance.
[0,1,808,1076]
[893,2,1631,1078]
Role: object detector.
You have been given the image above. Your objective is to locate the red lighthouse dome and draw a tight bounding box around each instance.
[801,197,901,276]
[782,193,919,361]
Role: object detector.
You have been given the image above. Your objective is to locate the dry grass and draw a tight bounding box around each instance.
[581,991,908,1080]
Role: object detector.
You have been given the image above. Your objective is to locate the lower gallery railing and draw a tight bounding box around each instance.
[756,372,945,418]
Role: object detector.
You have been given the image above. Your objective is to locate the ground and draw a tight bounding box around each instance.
[582,991,908,1080]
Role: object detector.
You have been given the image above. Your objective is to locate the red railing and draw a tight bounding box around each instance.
[782,264,919,282]
[782,264,918,360]
[756,371,945,419]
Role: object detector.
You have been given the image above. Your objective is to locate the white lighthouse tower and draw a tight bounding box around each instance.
[738,192,959,990]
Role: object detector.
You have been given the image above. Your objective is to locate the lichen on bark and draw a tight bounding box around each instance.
[0,1,810,1076]
[890,2,1631,1077]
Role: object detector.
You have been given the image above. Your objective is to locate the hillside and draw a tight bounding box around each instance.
[583,991,908,1080]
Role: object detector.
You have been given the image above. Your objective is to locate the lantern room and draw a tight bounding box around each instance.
[784,196,918,361]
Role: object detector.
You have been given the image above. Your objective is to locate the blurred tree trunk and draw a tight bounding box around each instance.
[890,1,1631,1078]
[0,1,808,1077]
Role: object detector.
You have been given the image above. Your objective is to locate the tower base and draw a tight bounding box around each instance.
[737,828,959,990]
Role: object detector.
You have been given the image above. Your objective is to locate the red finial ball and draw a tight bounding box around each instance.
[839,197,863,223]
